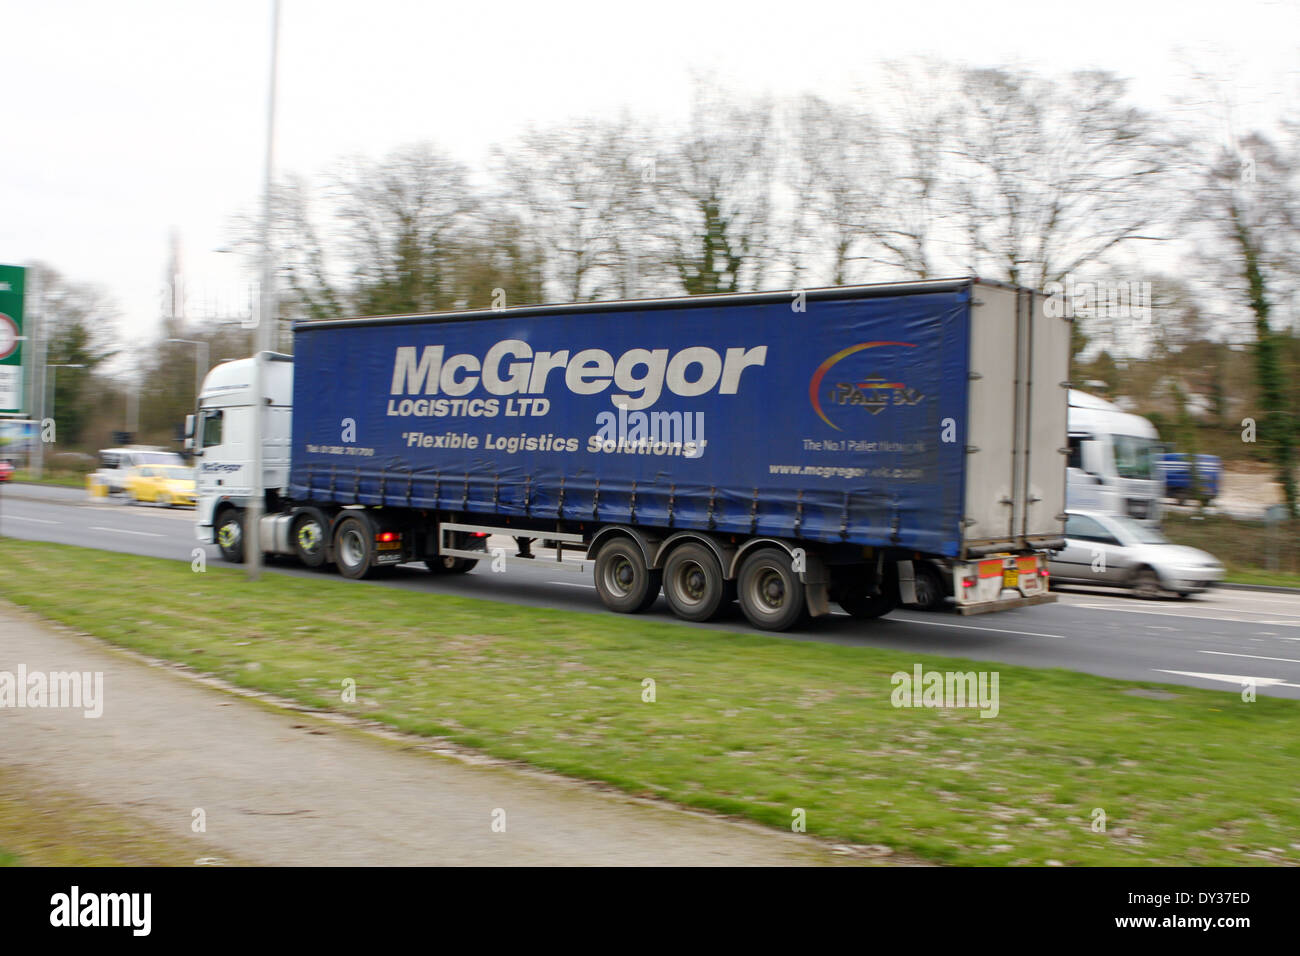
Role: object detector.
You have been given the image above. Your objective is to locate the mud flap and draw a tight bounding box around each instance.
[897,560,917,606]
[800,551,830,618]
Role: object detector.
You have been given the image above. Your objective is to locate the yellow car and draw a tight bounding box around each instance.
[124,464,196,507]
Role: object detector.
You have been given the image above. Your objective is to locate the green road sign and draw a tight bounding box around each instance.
[0,265,25,415]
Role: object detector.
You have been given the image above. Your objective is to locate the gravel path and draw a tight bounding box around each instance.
[0,603,849,866]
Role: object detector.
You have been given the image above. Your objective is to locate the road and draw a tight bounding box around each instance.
[5,482,1300,699]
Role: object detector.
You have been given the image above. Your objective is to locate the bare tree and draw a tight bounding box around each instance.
[782,94,884,286]
[494,117,655,302]
[652,82,775,295]
[335,143,480,315]
[268,143,485,322]
[947,68,1169,290]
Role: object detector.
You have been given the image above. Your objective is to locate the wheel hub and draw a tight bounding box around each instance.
[760,571,785,607]
[297,522,321,551]
[685,567,705,598]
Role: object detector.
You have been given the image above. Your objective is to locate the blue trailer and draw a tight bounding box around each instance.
[1159,453,1221,503]
[192,278,1069,629]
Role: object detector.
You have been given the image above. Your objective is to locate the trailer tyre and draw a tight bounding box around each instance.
[593,538,661,613]
[333,514,374,580]
[908,562,947,611]
[215,509,244,564]
[292,512,329,568]
[737,548,806,631]
[663,543,727,622]
[838,590,899,619]
[836,567,899,619]
[427,556,478,574]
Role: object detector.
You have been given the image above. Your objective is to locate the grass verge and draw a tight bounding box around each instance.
[0,766,232,866]
[2,539,1298,865]
[1163,511,1300,582]
[7,470,88,489]
[1221,568,1300,589]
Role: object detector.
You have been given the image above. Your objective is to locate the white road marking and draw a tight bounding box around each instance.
[1155,669,1300,689]
[887,616,1066,640]
[550,581,596,589]
[1068,602,1300,627]
[1201,650,1300,665]
[2,515,59,524]
[90,526,163,538]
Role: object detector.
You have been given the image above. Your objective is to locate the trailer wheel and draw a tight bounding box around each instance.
[215,508,244,564]
[908,562,947,611]
[838,590,898,619]
[832,563,899,619]
[427,555,478,574]
[737,548,806,631]
[292,512,329,568]
[426,530,481,574]
[662,543,727,622]
[593,538,661,613]
[333,514,374,580]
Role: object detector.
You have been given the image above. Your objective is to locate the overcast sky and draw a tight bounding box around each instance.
[3,0,1297,350]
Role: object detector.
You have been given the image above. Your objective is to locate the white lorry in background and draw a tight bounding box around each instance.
[1066,390,1164,523]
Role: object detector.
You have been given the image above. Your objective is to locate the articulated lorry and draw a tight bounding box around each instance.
[189,278,1068,630]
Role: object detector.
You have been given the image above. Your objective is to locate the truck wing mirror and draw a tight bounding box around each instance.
[183,437,193,451]
[184,414,195,438]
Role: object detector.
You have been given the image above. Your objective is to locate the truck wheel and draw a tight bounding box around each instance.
[909,563,946,611]
[333,514,374,580]
[834,564,899,619]
[292,512,329,568]
[215,509,244,564]
[594,539,661,613]
[427,556,478,574]
[838,590,898,619]
[663,543,727,622]
[737,548,806,631]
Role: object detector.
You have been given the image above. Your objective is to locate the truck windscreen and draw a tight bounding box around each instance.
[1113,435,1159,480]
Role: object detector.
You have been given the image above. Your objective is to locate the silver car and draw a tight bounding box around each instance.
[1050,510,1224,598]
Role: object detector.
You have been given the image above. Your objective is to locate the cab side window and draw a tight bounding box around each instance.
[201,410,223,450]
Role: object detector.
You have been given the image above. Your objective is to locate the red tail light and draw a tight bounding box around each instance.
[377,532,398,542]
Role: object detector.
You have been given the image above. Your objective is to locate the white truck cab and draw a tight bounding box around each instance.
[1066,390,1164,523]
[188,354,293,546]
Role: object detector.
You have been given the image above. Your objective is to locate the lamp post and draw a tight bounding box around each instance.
[166,338,210,396]
[246,0,281,580]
